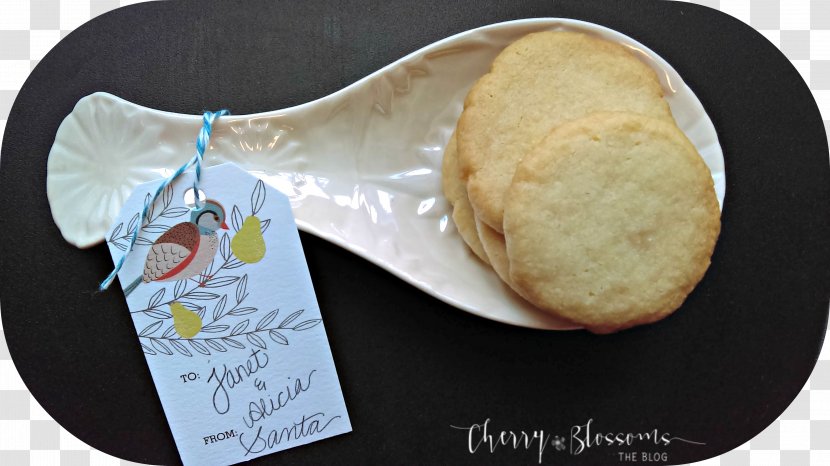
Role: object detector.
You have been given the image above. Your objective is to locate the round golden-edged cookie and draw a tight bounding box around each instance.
[458,31,674,233]
[504,112,720,334]
[441,133,490,264]
[474,217,511,285]
[474,216,553,307]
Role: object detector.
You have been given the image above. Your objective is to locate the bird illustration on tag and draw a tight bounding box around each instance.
[123,200,228,297]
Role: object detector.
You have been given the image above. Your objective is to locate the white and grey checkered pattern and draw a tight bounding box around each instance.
[0,1,828,465]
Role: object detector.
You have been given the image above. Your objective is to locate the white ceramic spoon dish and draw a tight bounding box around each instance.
[47,18,725,330]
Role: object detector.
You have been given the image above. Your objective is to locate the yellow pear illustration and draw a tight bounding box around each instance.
[171,302,202,339]
[231,216,266,263]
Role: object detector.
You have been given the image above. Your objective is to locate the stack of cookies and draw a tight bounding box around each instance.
[442,31,720,334]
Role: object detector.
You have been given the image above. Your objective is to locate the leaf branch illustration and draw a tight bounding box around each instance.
[107,185,190,251]
[133,271,239,315]
[138,308,322,357]
[229,178,271,233]
[139,274,251,332]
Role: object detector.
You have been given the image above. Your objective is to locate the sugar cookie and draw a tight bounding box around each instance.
[458,31,673,232]
[504,112,720,333]
[441,133,490,264]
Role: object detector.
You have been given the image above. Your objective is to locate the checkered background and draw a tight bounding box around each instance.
[0,0,828,465]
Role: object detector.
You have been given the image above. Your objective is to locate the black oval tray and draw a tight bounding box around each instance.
[1,0,828,464]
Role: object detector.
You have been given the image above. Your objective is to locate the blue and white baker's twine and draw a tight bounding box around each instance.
[99,110,229,291]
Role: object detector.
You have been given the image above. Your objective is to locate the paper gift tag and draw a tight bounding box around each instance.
[105,163,351,466]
